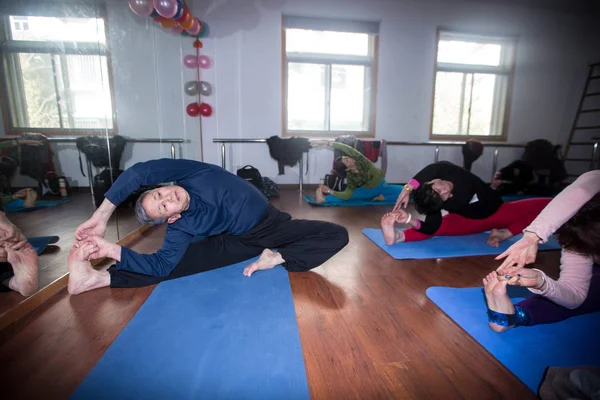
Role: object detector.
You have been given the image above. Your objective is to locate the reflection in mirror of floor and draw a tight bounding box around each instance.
[0,191,143,318]
[0,188,560,399]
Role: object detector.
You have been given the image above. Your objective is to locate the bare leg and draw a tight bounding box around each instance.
[67,241,110,295]
[22,188,38,208]
[483,272,515,332]
[372,194,385,202]
[6,244,38,297]
[242,249,284,277]
[486,228,514,248]
[315,185,326,203]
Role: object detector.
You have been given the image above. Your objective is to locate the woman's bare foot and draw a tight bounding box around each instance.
[381,212,407,245]
[486,228,514,247]
[22,188,38,208]
[381,213,397,245]
[6,244,38,296]
[243,249,284,277]
[67,241,110,295]
[315,185,326,203]
[372,194,385,202]
[483,272,515,332]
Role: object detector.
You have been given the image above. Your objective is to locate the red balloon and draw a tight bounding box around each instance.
[199,103,213,117]
[186,102,200,117]
[175,6,189,23]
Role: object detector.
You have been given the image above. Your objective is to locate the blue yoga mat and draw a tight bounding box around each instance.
[71,258,310,400]
[4,198,70,213]
[362,229,561,260]
[303,195,396,207]
[426,286,600,392]
[27,236,59,255]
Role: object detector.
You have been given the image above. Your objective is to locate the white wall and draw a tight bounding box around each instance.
[194,0,600,184]
[2,0,599,187]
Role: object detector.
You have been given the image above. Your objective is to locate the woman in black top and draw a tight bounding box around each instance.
[381,162,552,245]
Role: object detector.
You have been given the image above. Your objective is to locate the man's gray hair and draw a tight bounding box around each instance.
[135,190,167,226]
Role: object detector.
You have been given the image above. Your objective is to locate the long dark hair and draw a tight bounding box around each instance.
[556,193,600,259]
[413,183,444,214]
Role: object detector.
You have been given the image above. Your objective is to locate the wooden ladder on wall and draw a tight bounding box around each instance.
[563,62,600,180]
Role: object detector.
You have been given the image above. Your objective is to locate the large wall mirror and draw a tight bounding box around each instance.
[0,0,193,323]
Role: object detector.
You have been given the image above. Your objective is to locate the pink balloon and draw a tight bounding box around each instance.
[129,0,154,16]
[197,55,212,69]
[183,54,198,68]
[186,18,201,36]
[170,24,183,34]
[153,0,178,18]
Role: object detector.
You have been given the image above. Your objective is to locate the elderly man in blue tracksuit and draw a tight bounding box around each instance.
[68,159,348,295]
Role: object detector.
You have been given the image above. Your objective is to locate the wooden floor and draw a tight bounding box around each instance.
[0,192,142,317]
[0,188,561,399]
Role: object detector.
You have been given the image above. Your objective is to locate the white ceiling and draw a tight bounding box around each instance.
[458,0,600,13]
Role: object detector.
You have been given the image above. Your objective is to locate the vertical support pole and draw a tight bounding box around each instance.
[492,148,500,181]
[221,143,226,170]
[299,152,304,193]
[171,144,176,159]
[87,158,95,207]
[434,145,440,162]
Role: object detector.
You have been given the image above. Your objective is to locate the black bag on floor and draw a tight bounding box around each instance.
[324,174,346,192]
[237,165,263,190]
[260,177,280,198]
[93,168,123,208]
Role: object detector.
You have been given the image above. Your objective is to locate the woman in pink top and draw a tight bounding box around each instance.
[481,170,600,331]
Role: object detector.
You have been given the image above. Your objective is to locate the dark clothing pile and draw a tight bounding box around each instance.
[461,140,484,171]
[266,136,310,175]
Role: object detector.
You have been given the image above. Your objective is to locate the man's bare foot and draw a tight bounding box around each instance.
[372,194,385,202]
[67,241,110,295]
[315,185,326,203]
[243,249,284,277]
[6,245,38,296]
[23,188,38,208]
[486,228,514,247]
[483,272,515,332]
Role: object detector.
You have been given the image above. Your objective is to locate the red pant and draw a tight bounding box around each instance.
[404,198,553,242]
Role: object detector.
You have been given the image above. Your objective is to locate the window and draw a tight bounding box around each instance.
[283,16,379,136]
[0,10,114,135]
[430,30,516,140]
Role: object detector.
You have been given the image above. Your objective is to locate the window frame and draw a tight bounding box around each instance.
[281,24,379,138]
[429,29,517,142]
[0,4,117,137]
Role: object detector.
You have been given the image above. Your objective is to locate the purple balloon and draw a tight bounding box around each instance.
[153,0,178,18]
[129,0,154,16]
[183,55,198,68]
[198,55,212,69]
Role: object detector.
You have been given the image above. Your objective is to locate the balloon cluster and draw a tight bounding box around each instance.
[185,81,213,117]
[129,0,204,37]
[184,48,213,117]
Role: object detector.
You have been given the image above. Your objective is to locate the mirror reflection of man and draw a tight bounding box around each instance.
[0,211,38,296]
[69,159,349,294]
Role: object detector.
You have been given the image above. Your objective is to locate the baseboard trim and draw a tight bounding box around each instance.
[0,224,152,331]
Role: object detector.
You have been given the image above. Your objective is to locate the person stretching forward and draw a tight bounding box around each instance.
[68,159,349,294]
[382,161,552,246]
